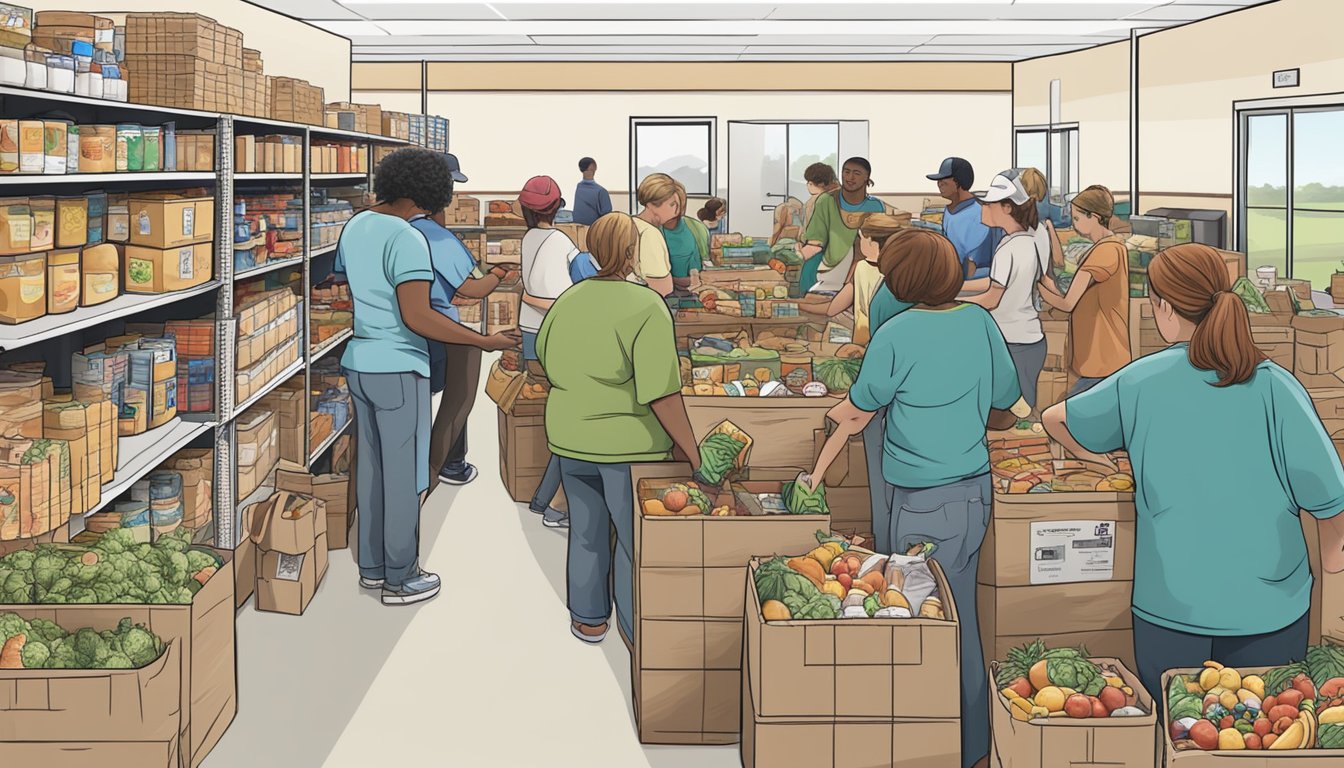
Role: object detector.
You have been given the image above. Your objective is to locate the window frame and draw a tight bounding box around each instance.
[628,117,717,207]
[1012,123,1080,204]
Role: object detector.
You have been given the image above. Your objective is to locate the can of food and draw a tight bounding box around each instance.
[142,126,161,172]
[115,123,140,172]
[65,123,78,174]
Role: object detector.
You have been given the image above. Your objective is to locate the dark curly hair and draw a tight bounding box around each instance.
[373,148,455,214]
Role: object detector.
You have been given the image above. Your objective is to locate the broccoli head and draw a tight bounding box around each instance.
[47,640,76,669]
[0,612,30,640]
[32,550,68,590]
[27,617,65,644]
[94,527,136,555]
[102,652,133,669]
[121,625,159,666]
[19,638,49,668]
[185,550,218,574]
[71,627,110,667]
[154,531,190,554]
[2,570,33,603]
[1,549,35,571]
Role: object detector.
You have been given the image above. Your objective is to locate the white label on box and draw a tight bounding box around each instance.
[276,552,304,582]
[138,210,150,235]
[178,247,194,279]
[1028,519,1115,584]
[182,207,194,237]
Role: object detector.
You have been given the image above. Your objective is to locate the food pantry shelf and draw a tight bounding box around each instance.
[311,173,368,183]
[308,419,350,466]
[233,359,305,418]
[0,83,223,120]
[236,255,303,280]
[0,171,217,186]
[311,328,353,363]
[235,173,303,182]
[0,281,221,351]
[311,243,339,258]
[86,418,216,519]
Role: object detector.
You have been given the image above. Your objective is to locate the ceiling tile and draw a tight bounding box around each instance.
[1124,4,1243,20]
[258,0,362,20]
[496,3,773,21]
[337,1,501,20]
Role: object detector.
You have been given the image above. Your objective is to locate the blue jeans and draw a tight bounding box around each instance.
[522,330,539,362]
[558,457,634,639]
[885,474,992,768]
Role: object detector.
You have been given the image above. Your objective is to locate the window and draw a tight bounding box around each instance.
[1014,126,1079,202]
[1239,106,1344,288]
[630,118,716,202]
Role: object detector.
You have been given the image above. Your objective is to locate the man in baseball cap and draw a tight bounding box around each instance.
[928,156,1001,280]
[975,168,1032,206]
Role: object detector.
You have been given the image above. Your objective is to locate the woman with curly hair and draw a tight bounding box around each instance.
[334,147,520,606]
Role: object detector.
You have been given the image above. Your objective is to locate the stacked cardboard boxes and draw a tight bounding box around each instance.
[124,13,244,113]
[247,490,328,615]
[34,10,115,55]
[166,318,217,414]
[629,463,827,745]
[308,142,369,175]
[235,288,302,404]
[325,102,382,135]
[176,131,216,172]
[236,407,278,500]
[381,111,411,140]
[240,47,269,119]
[442,195,481,227]
[269,77,324,126]
[262,379,305,465]
[123,193,215,294]
[166,447,214,537]
[276,467,354,550]
[408,114,449,152]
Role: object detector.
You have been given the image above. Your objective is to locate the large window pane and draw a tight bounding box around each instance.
[1246,114,1287,206]
[634,121,713,196]
[1246,208,1288,277]
[1066,128,1079,198]
[788,123,838,203]
[1292,210,1344,288]
[1294,109,1344,212]
[1016,131,1047,175]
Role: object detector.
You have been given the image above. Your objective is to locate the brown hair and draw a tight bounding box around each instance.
[697,197,725,222]
[1020,168,1048,203]
[523,201,561,229]
[857,212,906,248]
[1001,199,1039,232]
[1071,185,1114,223]
[1148,243,1264,387]
[804,162,838,188]
[587,212,640,279]
[881,229,963,306]
[637,173,681,208]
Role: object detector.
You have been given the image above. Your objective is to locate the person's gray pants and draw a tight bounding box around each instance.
[1008,338,1048,412]
[530,455,563,513]
[1068,376,1106,398]
[346,371,431,590]
[558,457,634,639]
[861,407,890,552]
[885,474,992,768]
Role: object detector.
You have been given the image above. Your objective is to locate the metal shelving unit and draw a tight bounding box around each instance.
[310,327,353,364]
[308,419,350,468]
[0,87,411,551]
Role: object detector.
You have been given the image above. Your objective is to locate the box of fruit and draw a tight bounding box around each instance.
[990,643,1155,768]
[1163,645,1344,763]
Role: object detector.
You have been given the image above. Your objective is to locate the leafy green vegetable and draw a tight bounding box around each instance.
[782,480,830,515]
[1046,657,1104,695]
[754,557,820,604]
[698,433,745,485]
[1171,696,1202,721]
[1307,643,1344,689]
[128,259,153,285]
[783,589,840,620]
[1232,277,1272,314]
[1264,662,1307,696]
[814,357,862,393]
[0,611,164,669]
[863,594,881,617]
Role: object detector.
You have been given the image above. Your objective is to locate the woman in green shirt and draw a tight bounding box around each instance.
[799,157,886,296]
[1044,243,1344,701]
[537,212,703,645]
[661,180,710,291]
[807,229,1021,768]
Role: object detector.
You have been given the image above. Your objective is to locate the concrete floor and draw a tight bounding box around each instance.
[205,360,742,768]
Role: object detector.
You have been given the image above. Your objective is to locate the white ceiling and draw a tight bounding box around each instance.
[259,0,1275,62]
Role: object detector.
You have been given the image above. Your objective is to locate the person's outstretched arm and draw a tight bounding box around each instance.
[397,281,520,350]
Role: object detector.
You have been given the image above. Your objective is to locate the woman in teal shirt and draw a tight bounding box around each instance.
[661,181,710,291]
[1044,243,1344,700]
[808,229,1021,768]
[800,157,885,295]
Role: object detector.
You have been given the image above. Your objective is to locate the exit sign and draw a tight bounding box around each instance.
[1274,69,1300,88]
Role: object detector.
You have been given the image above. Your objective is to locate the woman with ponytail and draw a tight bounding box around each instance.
[1042,243,1344,700]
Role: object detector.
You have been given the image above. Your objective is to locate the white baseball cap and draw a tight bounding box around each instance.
[977,170,1030,205]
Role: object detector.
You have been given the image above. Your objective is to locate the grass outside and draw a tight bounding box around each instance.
[1246,203,1344,290]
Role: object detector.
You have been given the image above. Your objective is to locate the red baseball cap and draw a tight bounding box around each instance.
[519,175,565,212]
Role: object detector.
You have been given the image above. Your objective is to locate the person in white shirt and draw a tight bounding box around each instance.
[963,169,1048,413]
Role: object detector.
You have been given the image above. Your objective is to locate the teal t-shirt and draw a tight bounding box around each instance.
[1066,345,1344,636]
[334,210,435,378]
[850,304,1021,488]
[867,284,915,334]
[663,218,701,278]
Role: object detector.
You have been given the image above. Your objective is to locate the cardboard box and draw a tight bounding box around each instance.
[0,640,182,767]
[269,77,324,126]
[0,549,237,768]
[123,243,213,294]
[497,407,548,503]
[741,554,962,768]
[630,462,828,745]
[990,657,1156,768]
[1253,325,1295,372]
[977,581,1136,672]
[0,369,44,438]
[981,491,1136,588]
[686,395,839,472]
[1294,315,1344,387]
[166,448,212,531]
[249,490,328,615]
[811,427,867,489]
[235,503,257,608]
[275,469,353,550]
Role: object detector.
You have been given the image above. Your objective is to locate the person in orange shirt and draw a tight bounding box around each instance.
[1037,185,1131,395]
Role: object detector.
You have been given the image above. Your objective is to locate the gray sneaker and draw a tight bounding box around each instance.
[359,576,384,589]
[381,571,441,605]
[542,507,569,529]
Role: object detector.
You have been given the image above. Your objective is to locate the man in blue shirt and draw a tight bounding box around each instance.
[928,157,1002,280]
[572,157,612,226]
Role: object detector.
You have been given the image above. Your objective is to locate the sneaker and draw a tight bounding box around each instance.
[381,571,442,606]
[571,621,609,644]
[542,506,569,529]
[359,576,384,589]
[438,462,478,486]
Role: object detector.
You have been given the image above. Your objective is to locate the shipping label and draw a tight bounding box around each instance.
[276,552,305,582]
[182,207,194,237]
[1028,519,1116,584]
[178,247,194,279]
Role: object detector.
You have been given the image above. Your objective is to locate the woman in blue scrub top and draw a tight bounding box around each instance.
[807,229,1022,768]
[1043,243,1344,701]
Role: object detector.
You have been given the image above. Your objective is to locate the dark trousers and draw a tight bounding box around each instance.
[1133,612,1309,706]
[427,344,481,493]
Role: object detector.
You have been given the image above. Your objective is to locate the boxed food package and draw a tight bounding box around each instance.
[236,407,277,500]
[741,551,962,768]
[165,447,212,532]
[262,381,305,464]
[0,197,31,255]
[0,369,43,438]
[275,468,353,550]
[990,656,1155,768]
[45,247,78,313]
[0,251,46,324]
[442,194,480,227]
[124,12,242,67]
[248,490,328,615]
[269,76,324,126]
[124,54,243,114]
[128,194,214,249]
[123,243,213,294]
[241,69,270,119]
[629,462,829,745]
[43,401,99,515]
[0,550,239,768]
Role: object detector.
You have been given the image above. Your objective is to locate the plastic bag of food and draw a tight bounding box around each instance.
[884,553,939,612]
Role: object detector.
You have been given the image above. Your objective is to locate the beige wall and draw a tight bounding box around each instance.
[25,1,352,100]
[1012,41,1130,194]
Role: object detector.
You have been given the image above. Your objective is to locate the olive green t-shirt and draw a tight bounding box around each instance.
[536,279,682,464]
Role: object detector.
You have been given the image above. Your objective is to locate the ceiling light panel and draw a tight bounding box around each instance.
[259,0,363,20]
[337,1,501,19]
[494,3,774,20]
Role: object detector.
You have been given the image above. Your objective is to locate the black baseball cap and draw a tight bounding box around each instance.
[927,157,973,190]
[444,152,468,183]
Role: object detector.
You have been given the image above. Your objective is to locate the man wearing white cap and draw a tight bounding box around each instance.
[963,169,1048,413]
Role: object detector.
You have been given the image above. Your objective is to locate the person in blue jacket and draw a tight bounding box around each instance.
[928,157,1002,280]
[572,157,613,226]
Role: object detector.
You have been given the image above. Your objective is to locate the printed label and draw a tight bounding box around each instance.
[18,274,41,303]
[1029,520,1116,584]
[182,207,194,237]
[87,274,115,297]
[276,552,305,582]
[137,210,150,236]
[7,215,30,247]
[178,247,194,279]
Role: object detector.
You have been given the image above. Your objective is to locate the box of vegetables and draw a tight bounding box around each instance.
[0,612,182,766]
[1163,644,1344,764]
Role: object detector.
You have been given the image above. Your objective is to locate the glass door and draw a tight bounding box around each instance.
[1241,112,1288,279]
[787,123,839,203]
[727,122,787,239]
